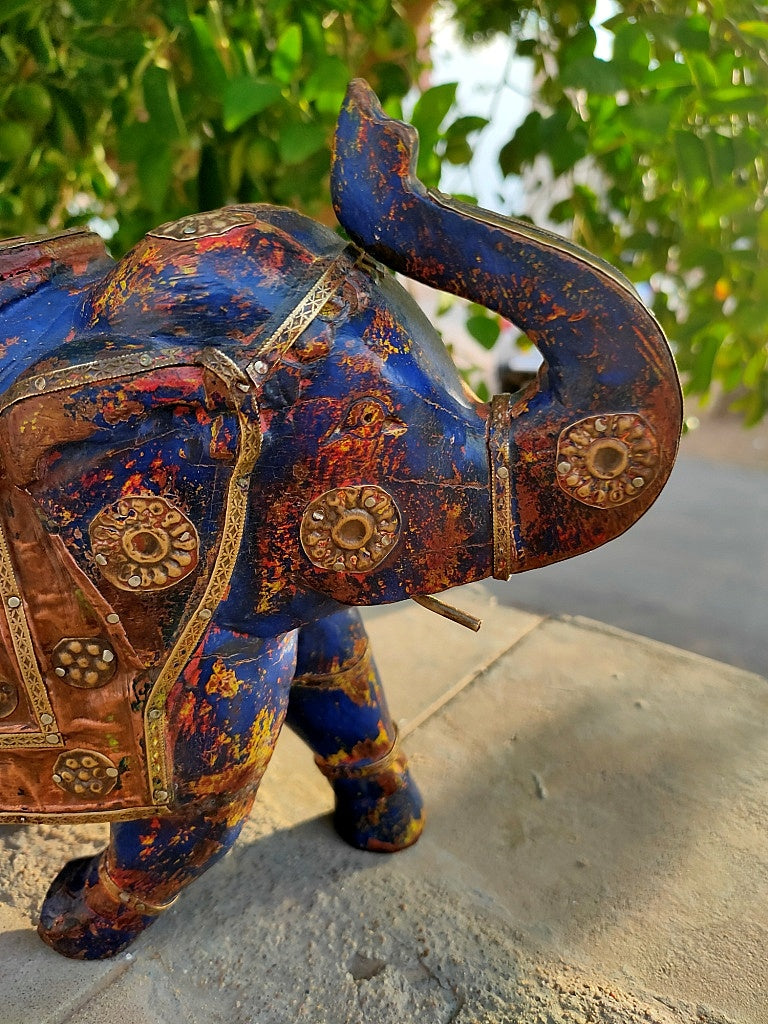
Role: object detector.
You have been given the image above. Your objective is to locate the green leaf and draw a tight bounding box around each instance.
[674,131,709,188]
[560,56,624,94]
[188,14,228,94]
[411,83,457,140]
[223,78,282,132]
[0,0,36,25]
[272,24,302,83]
[642,63,693,90]
[277,123,327,165]
[737,20,768,40]
[466,313,501,350]
[70,27,146,63]
[143,66,181,139]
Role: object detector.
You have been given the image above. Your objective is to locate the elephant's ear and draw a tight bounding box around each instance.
[331,80,682,574]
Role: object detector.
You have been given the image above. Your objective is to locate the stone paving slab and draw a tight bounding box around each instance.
[0,592,764,1023]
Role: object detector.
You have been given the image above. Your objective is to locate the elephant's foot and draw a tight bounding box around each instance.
[318,735,425,852]
[38,854,171,960]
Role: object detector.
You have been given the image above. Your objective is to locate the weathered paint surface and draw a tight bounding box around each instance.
[0,81,681,959]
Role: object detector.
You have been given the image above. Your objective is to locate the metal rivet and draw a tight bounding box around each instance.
[34,376,46,391]
[197,608,212,620]
[632,476,645,488]
[251,359,268,375]
[154,788,169,802]
[139,354,152,367]
[45,733,60,744]
[101,650,115,663]
[40,713,54,725]
[54,667,66,677]
[497,466,509,480]
[52,774,62,784]
[106,613,120,624]
[128,574,142,588]
[148,708,162,720]
[105,767,119,778]
[557,461,571,475]
[6,596,20,609]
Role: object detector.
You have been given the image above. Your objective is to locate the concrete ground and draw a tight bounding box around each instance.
[1,585,766,1024]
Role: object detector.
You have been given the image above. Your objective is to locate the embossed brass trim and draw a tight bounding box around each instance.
[98,853,179,914]
[0,347,190,416]
[0,345,251,417]
[488,393,518,580]
[143,405,262,804]
[0,519,62,749]
[315,727,401,781]
[245,245,366,385]
[0,804,170,825]
[149,209,258,241]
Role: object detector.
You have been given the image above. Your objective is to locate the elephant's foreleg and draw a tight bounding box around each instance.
[37,789,256,959]
[288,608,424,852]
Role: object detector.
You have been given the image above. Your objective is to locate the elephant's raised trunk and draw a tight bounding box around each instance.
[332,80,682,576]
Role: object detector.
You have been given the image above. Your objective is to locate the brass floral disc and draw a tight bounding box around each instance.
[0,680,18,719]
[52,749,120,798]
[301,485,401,573]
[90,495,200,592]
[51,637,117,689]
[556,413,660,508]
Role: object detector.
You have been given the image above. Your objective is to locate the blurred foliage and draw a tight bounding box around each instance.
[0,0,766,420]
[453,0,768,423]
[0,0,441,251]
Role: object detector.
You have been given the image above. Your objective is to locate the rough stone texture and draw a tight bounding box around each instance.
[0,589,765,1023]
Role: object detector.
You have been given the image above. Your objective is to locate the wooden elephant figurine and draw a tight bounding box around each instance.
[0,81,682,958]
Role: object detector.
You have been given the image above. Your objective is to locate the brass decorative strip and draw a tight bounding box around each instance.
[488,393,518,580]
[0,519,62,749]
[98,853,179,914]
[0,346,191,416]
[143,404,262,804]
[0,803,171,825]
[292,644,372,689]
[315,727,402,781]
[244,244,364,385]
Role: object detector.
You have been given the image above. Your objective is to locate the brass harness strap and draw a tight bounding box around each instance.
[314,726,402,782]
[97,853,179,915]
[488,393,519,580]
[244,243,369,386]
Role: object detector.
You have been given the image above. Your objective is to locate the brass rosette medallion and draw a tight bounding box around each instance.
[556,413,660,508]
[51,638,117,689]
[90,495,199,592]
[301,485,401,573]
[52,749,120,798]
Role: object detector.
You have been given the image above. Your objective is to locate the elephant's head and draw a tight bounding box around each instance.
[223,80,682,629]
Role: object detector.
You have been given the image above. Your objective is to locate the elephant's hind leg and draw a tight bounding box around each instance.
[37,790,255,959]
[289,608,424,853]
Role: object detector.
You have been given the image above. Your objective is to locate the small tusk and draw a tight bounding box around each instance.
[412,595,482,632]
